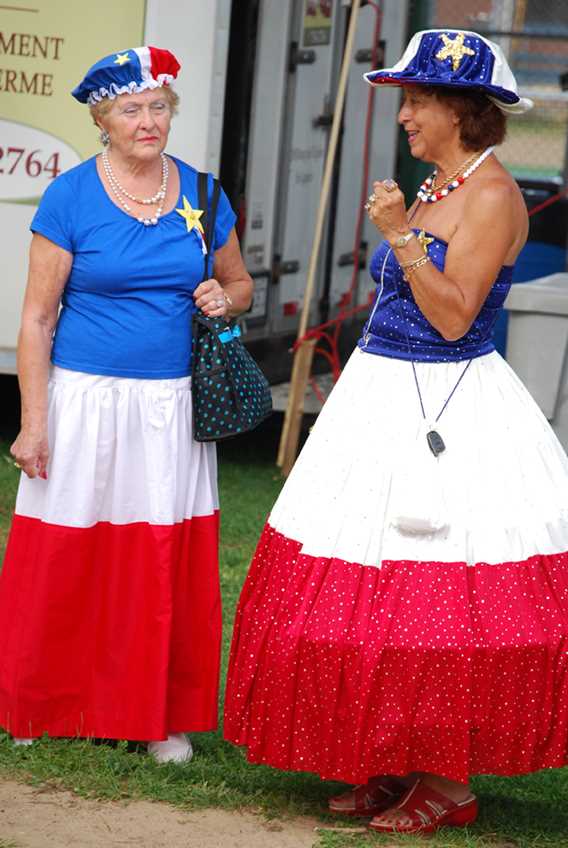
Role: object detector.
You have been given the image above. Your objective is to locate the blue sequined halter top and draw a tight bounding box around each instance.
[357,229,514,363]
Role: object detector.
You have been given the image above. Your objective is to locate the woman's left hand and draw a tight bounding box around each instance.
[194,278,229,317]
[366,179,409,240]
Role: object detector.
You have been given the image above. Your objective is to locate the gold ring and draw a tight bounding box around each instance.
[364,202,372,212]
[383,179,397,192]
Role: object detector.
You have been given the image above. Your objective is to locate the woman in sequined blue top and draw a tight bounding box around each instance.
[361,86,526,365]
[225,30,568,837]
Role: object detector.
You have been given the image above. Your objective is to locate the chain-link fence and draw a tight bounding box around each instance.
[428,0,568,181]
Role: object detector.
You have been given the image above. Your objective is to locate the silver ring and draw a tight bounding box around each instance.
[215,298,224,307]
[364,201,372,212]
[382,179,397,192]
[368,193,377,204]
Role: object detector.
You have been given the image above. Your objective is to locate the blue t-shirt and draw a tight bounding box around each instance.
[30,155,236,378]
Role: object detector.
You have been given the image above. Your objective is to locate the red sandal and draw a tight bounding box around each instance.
[328,775,409,817]
[368,778,478,835]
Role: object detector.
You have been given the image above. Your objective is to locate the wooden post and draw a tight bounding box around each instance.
[277,0,362,474]
[277,338,317,475]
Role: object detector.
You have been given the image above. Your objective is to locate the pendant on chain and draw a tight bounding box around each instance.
[426,430,446,457]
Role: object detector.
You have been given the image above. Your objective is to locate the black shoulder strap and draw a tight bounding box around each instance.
[197,172,221,281]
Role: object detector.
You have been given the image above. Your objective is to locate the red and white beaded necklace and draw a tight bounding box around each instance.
[417,146,495,203]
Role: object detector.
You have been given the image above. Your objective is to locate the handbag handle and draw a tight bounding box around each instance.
[197,171,221,282]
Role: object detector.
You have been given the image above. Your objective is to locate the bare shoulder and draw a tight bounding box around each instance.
[463,163,527,242]
[467,167,520,208]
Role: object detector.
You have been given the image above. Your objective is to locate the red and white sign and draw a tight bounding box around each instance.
[0,119,81,201]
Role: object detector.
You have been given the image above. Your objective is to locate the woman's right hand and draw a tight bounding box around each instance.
[10,427,49,479]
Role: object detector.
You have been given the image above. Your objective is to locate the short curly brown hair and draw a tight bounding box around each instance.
[420,86,507,150]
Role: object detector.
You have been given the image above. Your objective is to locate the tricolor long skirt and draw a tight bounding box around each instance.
[224,347,568,785]
[0,367,221,741]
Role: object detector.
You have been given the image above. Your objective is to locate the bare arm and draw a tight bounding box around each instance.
[11,234,72,478]
[194,229,253,318]
[369,178,527,340]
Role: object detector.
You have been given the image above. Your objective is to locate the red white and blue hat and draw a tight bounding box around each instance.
[365,29,533,114]
[72,46,180,105]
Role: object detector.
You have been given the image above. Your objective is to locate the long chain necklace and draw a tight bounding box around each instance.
[418,146,494,203]
[102,150,169,226]
[364,152,496,457]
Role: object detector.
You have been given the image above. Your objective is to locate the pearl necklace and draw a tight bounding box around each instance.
[417,146,495,203]
[102,150,169,226]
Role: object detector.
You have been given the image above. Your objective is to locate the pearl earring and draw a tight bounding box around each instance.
[99,129,110,146]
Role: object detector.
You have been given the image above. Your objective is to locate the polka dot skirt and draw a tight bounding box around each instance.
[224,526,568,785]
[224,348,568,785]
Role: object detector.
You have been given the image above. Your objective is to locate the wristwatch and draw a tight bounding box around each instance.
[391,231,415,248]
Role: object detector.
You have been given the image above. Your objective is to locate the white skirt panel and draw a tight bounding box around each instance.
[16,367,218,528]
[270,348,568,566]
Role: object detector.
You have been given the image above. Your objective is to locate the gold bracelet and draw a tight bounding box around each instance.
[401,255,431,274]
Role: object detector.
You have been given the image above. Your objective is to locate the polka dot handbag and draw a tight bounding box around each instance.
[192,313,273,441]
[191,172,273,441]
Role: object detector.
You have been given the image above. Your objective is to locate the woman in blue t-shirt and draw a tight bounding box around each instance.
[0,46,252,764]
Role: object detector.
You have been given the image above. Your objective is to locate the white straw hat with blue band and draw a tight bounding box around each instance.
[364,29,533,114]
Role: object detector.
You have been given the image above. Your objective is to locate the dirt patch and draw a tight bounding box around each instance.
[0,781,320,848]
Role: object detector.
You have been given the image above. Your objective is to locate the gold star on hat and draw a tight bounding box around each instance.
[114,52,131,66]
[418,230,434,254]
[175,196,205,233]
[435,33,475,72]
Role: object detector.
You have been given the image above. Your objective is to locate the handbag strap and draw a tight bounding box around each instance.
[197,171,221,281]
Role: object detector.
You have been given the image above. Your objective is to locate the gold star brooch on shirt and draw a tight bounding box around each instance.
[435,33,475,72]
[175,196,205,234]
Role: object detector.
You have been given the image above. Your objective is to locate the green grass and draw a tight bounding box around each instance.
[0,432,567,847]
[0,447,19,554]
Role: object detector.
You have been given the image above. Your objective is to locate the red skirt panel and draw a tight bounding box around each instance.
[224,525,568,785]
[0,513,221,741]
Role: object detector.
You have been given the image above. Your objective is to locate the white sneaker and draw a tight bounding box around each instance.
[13,737,34,746]
[147,733,193,764]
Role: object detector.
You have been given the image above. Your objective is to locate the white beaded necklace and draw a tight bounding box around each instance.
[102,150,169,226]
[417,146,495,203]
